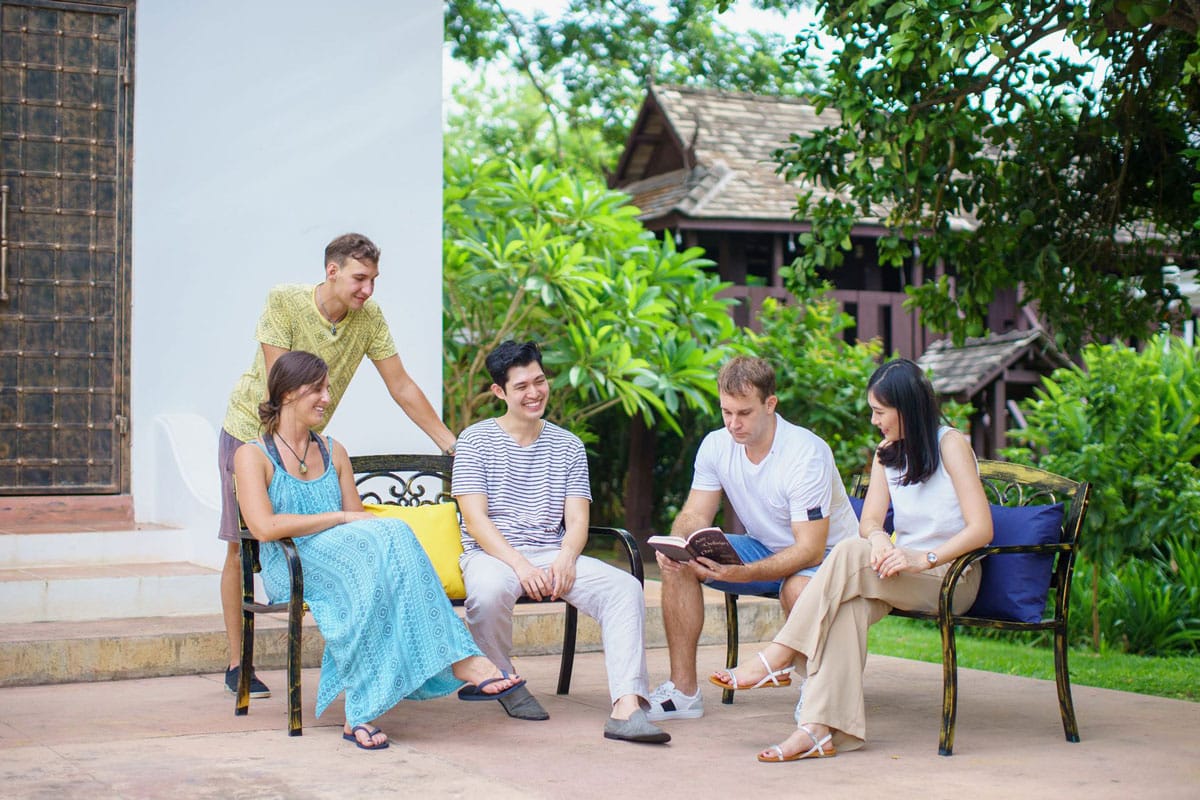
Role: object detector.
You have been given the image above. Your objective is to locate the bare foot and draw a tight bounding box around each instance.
[343,722,388,749]
[453,656,522,694]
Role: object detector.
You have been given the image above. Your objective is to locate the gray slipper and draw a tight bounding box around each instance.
[603,709,671,744]
[497,684,550,721]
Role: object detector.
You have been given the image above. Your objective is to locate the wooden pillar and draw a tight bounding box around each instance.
[771,234,785,289]
[991,378,1008,458]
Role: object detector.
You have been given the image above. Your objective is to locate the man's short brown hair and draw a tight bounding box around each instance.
[717,356,776,402]
[325,232,381,268]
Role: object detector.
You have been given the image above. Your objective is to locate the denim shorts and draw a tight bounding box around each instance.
[703,534,830,597]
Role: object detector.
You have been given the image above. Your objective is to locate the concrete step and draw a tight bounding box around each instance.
[0,527,191,568]
[0,561,221,624]
[0,582,785,687]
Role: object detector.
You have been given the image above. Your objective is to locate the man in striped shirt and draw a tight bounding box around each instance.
[453,340,669,744]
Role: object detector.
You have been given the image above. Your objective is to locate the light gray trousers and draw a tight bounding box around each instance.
[460,545,650,704]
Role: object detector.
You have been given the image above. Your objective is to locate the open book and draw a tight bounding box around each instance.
[646,527,743,565]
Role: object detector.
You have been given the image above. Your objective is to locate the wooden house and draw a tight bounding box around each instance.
[611,84,1036,358]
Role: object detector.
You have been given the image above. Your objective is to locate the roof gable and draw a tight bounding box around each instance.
[613,85,840,224]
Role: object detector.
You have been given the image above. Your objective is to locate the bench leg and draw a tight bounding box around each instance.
[556,605,578,695]
[938,618,958,756]
[236,608,253,717]
[1054,622,1080,743]
[722,594,739,706]
[287,597,304,736]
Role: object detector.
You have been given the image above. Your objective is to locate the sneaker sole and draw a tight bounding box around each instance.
[645,707,704,722]
[225,684,271,700]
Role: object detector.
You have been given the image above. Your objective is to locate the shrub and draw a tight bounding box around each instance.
[1102,556,1200,656]
[1003,335,1200,648]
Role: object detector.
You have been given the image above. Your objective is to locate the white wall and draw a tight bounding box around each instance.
[131,1,443,539]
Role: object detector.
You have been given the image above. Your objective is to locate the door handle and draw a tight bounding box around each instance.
[0,184,8,301]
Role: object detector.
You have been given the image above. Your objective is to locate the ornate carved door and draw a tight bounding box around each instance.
[0,0,133,495]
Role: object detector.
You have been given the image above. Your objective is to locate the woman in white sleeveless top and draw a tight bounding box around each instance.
[709,358,992,762]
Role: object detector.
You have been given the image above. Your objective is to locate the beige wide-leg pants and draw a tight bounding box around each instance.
[773,536,981,751]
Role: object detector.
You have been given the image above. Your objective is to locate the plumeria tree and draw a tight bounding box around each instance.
[443,156,739,439]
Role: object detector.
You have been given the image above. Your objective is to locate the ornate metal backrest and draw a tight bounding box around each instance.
[852,459,1090,595]
[349,453,454,507]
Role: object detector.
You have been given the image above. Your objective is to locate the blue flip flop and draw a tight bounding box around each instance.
[457,671,527,701]
[343,724,389,751]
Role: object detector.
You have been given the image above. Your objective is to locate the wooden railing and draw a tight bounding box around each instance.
[717,285,926,359]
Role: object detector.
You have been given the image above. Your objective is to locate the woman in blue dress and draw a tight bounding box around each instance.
[234,351,523,751]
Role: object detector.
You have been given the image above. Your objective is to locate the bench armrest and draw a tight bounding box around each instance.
[935,541,1073,619]
[589,525,644,585]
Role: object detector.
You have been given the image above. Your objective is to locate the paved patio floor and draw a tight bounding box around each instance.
[0,641,1195,799]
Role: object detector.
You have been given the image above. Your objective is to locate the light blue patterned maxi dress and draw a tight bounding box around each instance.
[254,437,482,725]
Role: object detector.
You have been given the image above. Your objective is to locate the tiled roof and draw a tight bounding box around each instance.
[917,328,1072,397]
[615,85,973,230]
[616,85,840,223]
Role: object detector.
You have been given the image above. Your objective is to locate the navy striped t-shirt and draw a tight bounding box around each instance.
[452,418,592,552]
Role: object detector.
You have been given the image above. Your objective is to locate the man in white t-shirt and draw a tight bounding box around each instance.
[646,356,859,722]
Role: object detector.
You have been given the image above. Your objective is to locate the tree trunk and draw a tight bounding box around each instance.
[624,415,657,564]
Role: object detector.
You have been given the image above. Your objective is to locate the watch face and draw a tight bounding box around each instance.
[926,552,937,564]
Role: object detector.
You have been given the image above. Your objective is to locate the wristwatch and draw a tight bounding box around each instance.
[443,442,457,456]
[925,551,938,567]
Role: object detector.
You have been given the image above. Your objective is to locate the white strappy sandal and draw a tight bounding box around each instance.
[710,651,794,690]
[758,724,837,762]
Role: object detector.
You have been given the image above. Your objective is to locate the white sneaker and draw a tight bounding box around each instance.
[646,680,704,721]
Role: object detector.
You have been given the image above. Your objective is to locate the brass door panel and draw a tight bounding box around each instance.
[0,0,133,494]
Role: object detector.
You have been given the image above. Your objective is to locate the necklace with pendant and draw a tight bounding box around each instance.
[276,433,312,474]
[317,285,347,336]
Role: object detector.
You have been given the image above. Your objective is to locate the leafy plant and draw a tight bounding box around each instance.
[442,156,738,441]
[776,0,1200,349]
[1004,335,1200,648]
[1102,558,1200,656]
[734,288,883,479]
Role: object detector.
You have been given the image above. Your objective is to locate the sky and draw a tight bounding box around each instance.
[442,1,1103,110]
[442,0,820,96]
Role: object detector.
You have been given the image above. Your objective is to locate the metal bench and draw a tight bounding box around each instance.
[235,452,643,736]
[719,459,1090,755]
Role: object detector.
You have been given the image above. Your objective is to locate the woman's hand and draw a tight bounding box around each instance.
[868,530,895,572]
[875,546,928,579]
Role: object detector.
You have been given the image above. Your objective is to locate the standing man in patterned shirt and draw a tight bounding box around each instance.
[452,340,669,744]
[217,233,457,699]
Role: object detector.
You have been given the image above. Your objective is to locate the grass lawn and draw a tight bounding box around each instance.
[587,541,1197,703]
[868,615,1198,702]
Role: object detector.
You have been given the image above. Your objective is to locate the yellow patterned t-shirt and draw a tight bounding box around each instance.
[222,283,398,442]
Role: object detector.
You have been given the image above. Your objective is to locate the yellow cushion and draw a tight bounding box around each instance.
[363,502,466,599]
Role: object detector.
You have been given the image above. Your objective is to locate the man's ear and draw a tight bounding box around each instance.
[765,394,778,414]
[490,383,506,401]
[324,260,341,280]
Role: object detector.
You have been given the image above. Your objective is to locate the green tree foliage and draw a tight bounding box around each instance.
[443,156,738,438]
[778,0,1200,349]
[445,0,813,172]
[734,286,975,480]
[734,290,884,478]
[1003,336,1200,647]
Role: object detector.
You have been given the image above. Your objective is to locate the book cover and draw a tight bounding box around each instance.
[647,527,743,566]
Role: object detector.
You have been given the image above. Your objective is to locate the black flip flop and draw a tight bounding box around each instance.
[457,672,527,701]
[343,724,389,751]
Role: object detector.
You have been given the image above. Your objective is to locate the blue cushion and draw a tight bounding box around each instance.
[967,503,1064,623]
[848,495,894,533]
